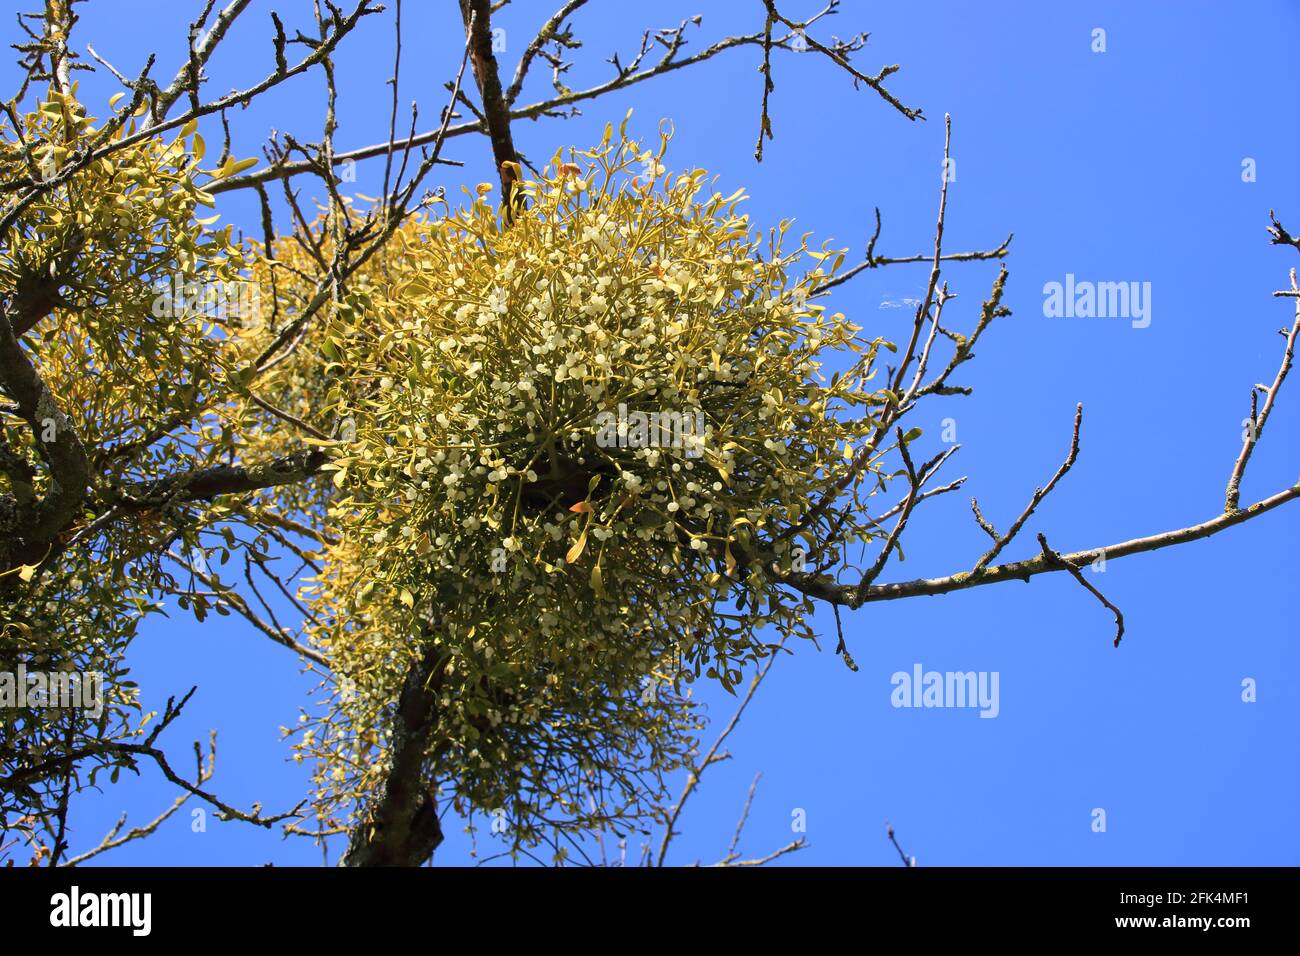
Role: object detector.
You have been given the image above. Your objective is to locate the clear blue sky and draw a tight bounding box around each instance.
[24,0,1297,866]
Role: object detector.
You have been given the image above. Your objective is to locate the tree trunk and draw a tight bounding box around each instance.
[341,647,447,866]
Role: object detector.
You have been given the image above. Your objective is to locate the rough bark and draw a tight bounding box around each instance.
[458,0,522,218]
[341,646,448,866]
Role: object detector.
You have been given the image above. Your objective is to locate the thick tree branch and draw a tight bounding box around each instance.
[341,644,448,866]
[0,306,89,544]
[114,447,330,509]
[42,0,76,99]
[152,0,255,121]
[458,0,520,217]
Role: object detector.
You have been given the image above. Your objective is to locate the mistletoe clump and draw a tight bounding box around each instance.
[0,88,257,824]
[0,89,254,459]
[287,122,896,842]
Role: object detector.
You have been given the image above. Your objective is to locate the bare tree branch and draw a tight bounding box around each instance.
[63,732,220,866]
[1036,533,1125,648]
[1226,266,1299,511]
[886,822,915,866]
[655,641,785,867]
[786,479,1300,609]
[212,3,916,195]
